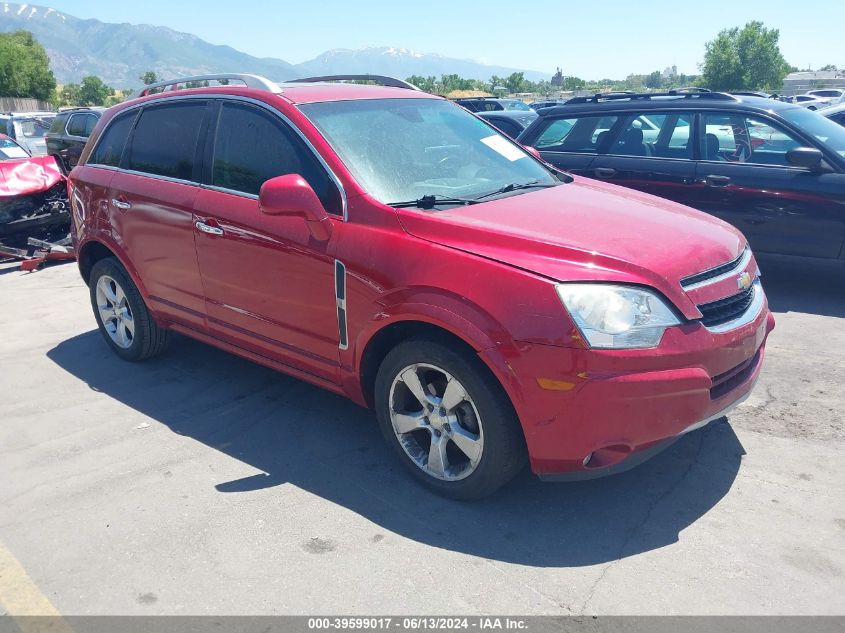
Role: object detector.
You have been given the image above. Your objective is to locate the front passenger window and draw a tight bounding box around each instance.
[211,102,341,214]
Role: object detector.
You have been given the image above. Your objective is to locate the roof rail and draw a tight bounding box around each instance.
[565,89,738,105]
[285,74,421,91]
[133,73,282,98]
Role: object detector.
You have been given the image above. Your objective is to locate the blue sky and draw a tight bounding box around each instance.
[43,0,845,79]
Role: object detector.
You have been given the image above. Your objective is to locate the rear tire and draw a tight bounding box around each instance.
[375,338,526,500]
[89,257,169,361]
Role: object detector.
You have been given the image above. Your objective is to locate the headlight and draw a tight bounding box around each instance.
[556,284,681,349]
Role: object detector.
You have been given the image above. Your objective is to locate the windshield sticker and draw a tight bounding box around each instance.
[1,147,29,159]
[480,135,527,162]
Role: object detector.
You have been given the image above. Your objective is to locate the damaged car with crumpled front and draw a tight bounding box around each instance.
[0,133,69,253]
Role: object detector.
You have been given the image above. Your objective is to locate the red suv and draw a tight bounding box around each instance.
[69,73,774,500]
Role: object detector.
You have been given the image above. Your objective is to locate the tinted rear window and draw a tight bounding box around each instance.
[67,113,97,137]
[126,102,207,180]
[89,112,136,167]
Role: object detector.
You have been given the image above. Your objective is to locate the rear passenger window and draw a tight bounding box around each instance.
[126,102,207,180]
[211,102,341,214]
[89,112,135,167]
[609,112,693,158]
[535,116,618,153]
[67,113,96,137]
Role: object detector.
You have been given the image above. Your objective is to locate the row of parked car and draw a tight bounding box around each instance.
[454,88,845,140]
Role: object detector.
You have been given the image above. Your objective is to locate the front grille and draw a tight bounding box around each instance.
[697,286,755,328]
[710,350,760,400]
[680,247,748,289]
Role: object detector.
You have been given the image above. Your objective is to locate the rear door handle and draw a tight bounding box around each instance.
[111,198,131,210]
[594,167,617,179]
[195,221,224,236]
[704,175,731,188]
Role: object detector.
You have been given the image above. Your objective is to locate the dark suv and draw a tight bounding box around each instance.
[518,91,845,263]
[46,107,104,172]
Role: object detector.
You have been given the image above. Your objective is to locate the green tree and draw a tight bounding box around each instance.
[700,21,791,91]
[59,83,82,107]
[0,30,56,101]
[644,70,663,89]
[78,76,112,106]
[139,71,158,85]
[505,72,526,94]
[818,64,839,72]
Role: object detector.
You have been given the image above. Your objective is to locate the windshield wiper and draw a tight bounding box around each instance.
[388,195,481,210]
[472,180,563,202]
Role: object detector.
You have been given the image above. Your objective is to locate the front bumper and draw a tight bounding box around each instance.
[537,387,752,481]
[481,291,774,480]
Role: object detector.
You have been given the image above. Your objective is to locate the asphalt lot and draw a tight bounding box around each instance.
[0,259,843,616]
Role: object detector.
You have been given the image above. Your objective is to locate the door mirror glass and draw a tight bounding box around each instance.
[786,147,826,171]
[259,174,332,240]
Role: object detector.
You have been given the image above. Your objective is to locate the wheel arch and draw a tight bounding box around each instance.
[77,237,153,310]
[354,316,524,420]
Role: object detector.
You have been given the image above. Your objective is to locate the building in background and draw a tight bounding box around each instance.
[782,70,845,96]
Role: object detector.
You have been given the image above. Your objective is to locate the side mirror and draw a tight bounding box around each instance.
[786,147,827,172]
[523,145,542,160]
[259,174,332,241]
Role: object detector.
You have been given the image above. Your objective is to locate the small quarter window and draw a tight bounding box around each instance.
[535,115,619,153]
[89,112,135,167]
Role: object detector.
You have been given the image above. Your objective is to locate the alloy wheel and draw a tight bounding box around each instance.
[95,275,135,349]
[388,363,484,481]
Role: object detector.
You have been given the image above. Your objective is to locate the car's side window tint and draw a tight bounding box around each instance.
[48,116,66,134]
[126,102,207,180]
[535,116,618,153]
[489,118,521,139]
[67,114,86,137]
[83,114,98,136]
[89,112,136,167]
[703,113,801,166]
[609,112,693,158]
[211,102,341,214]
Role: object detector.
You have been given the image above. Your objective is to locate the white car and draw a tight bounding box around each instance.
[806,89,844,107]
[793,95,829,110]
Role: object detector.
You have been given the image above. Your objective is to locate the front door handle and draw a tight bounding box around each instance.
[704,175,731,188]
[594,167,617,179]
[195,221,224,236]
[111,198,131,210]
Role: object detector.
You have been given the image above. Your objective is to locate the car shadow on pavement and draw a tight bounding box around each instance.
[48,330,746,568]
[758,259,845,318]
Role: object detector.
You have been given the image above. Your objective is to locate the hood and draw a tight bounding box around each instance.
[396,177,748,319]
[0,155,64,197]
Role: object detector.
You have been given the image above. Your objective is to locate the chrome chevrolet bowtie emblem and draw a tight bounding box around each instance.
[737,272,752,291]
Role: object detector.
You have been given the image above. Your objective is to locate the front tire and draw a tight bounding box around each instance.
[375,339,526,500]
[89,257,169,361]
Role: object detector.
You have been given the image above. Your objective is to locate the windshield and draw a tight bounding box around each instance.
[502,100,531,111]
[0,138,28,160]
[782,107,845,159]
[299,98,555,205]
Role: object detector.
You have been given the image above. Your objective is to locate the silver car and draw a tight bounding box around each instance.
[0,112,55,156]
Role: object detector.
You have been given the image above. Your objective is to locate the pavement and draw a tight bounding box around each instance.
[0,259,843,616]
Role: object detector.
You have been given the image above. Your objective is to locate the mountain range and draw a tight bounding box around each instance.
[0,3,550,87]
